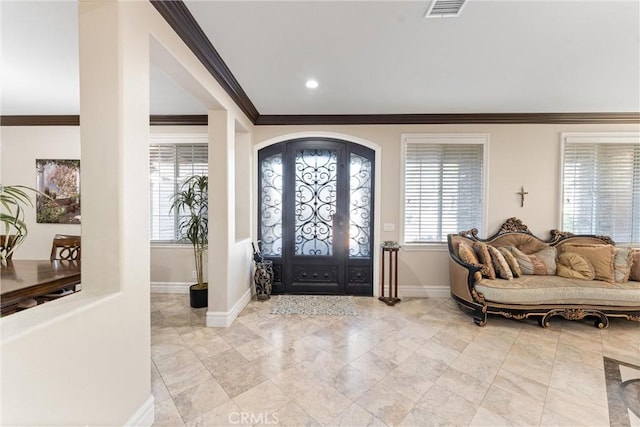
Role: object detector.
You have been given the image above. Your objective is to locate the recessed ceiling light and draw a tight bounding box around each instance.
[305,79,319,89]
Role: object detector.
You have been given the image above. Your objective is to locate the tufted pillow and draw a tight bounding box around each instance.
[613,247,633,283]
[498,247,521,277]
[504,246,556,275]
[556,252,595,280]
[562,244,615,283]
[630,249,640,281]
[487,245,513,280]
[458,241,484,281]
[473,242,496,280]
[492,234,549,255]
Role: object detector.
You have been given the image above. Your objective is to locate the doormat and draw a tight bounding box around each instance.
[270,295,358,316]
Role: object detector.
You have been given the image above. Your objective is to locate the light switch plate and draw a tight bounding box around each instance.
[383,223,395,232]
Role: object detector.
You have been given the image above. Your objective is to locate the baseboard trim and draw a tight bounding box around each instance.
[150,282,190,294]
[398,285,449,298]
[206,287,252,328]
[125,395,154,427]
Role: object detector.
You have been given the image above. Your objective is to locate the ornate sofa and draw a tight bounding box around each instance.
[447,218,640,328]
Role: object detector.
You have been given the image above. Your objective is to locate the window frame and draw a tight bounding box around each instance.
[559,132,640,245]
[149,133,208,245]
[400,133,489,250]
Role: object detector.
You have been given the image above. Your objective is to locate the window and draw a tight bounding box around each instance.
[149,135,208,242]
[561,132,640,244]
[402,134,487,245]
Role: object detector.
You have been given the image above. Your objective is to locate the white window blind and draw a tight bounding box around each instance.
[402,135,486,244]
[149,143,208,241]
[561,133,640,244]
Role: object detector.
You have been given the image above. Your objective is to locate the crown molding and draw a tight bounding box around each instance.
[1,115,80,126]
[150,115,207,126]
[255,112,640,126]
[0,115,210,126]
[149,0,259,123]
[3,113,638,127]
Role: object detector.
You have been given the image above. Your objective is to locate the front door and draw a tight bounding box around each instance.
[258,138,374,295]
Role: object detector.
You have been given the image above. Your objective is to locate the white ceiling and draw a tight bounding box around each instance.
[2,0,639,117]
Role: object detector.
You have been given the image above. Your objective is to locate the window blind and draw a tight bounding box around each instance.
[403,141,484,243]
[562,141,640,244]
[149,144,208,241]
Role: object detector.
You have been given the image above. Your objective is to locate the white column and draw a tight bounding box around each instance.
[207,110,235,316]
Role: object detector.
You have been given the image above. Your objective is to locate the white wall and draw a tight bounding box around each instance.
[1,1,254,425]
[0,125,213,288]
[1,126,82,259]
[253,123,640,296]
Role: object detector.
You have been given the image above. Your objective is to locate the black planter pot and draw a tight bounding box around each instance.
[189,284,208,308]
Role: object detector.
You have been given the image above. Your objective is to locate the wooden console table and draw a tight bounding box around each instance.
[379,245,401,306]
[1,260,81,316]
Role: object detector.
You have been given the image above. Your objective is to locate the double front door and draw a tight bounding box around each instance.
[258,138,374,295]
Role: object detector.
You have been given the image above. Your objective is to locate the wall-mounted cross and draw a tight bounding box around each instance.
[517,186,529,207]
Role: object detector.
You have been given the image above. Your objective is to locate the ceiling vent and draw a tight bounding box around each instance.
[425,0,467,18]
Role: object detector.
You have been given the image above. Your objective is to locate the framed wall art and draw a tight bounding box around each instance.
[36,159,81,224]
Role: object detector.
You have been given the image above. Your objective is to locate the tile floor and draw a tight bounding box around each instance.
[151,294,639,426]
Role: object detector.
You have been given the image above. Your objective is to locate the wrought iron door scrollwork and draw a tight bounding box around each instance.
[349,153,372,258]
[294,149,337,256]
[260,154,283,256]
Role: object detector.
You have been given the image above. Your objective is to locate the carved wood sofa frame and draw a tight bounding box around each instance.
[447,218,640,328]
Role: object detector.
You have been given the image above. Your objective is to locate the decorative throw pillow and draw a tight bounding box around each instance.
[556,252,595,280]
[562,244,615,283]
[473,242,496,280]
[630,249,640,281]
[504,246,556,275]
[487,245,513,280]
[458,241,484,281]
[613,247,633,283]
[498,247,521,277]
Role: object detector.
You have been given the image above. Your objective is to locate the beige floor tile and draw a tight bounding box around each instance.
[149,293,625,427]
[185,400,248,427]
[293,382,352,425]
[162,362,213,397]
[548,359,608,408]
[233,380,290,415]
[416,383,479,426]
[330,402,386,427]
[480,383,544,426]
[468,406,512,427]
[355,382,415,426]
[328,364,380,400]
[262,401,320,427]
[399,405,449,427]
[349,351,398,381]
[378,366,434,403]
[270,362,324,399]
[153,398,185,427]
[543,386,610,426]
[173,378,231,422]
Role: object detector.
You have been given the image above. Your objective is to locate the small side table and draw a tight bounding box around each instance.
[379,244,401,306]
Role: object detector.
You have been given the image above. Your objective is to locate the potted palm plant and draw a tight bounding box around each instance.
[170,175,208,308]
[0,185,39,265]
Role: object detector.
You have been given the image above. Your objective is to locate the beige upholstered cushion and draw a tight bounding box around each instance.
[505,246,556,275]
[475,275,640,306]
[556,252,595,280]
[498,247,521,277]
[473,242,496,280]
[458,241,483,282]
[562,244,615,283]
[489,234,549,255]
[631,249,640,281]
[488,245,513,280]
[614,247,633,283]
